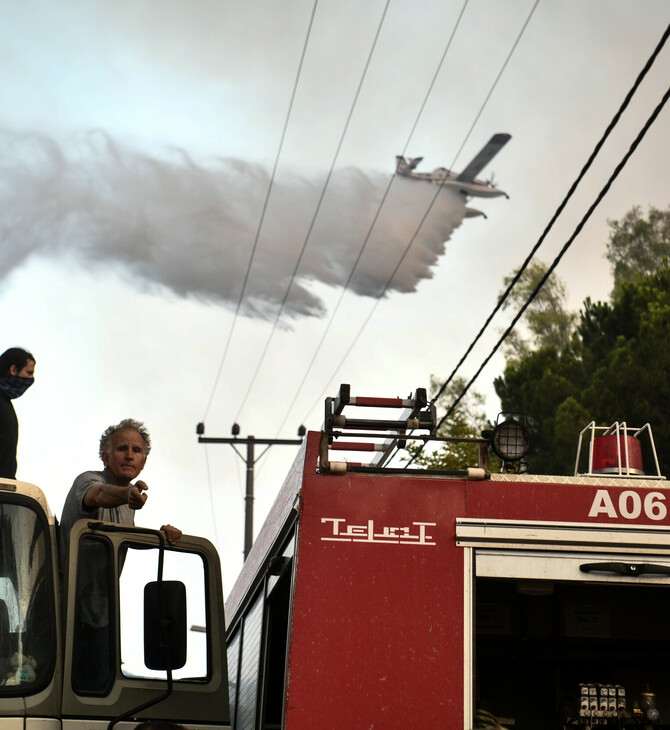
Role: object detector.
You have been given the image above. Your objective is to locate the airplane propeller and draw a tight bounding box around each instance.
[485,171,509,199]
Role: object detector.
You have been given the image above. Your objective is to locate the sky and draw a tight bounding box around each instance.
[2,0,670,596]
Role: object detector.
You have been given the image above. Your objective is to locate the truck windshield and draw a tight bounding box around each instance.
[0,500,55,693]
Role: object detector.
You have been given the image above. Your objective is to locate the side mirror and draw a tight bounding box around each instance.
[144,580,187,670]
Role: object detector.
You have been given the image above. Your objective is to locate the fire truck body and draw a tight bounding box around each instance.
[3,383,666,730]
[226,411,670,729]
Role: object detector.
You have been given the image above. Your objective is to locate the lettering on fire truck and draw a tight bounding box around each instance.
[588,489,667,521]
[321,517,437,545]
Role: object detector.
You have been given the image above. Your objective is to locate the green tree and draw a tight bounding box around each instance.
[494,346,588,474]
[500,259,576,358]
[606,204,670,299]
[412,260,575,473]
[495,266,670,476]
[581,268,670,441]
[424,207,669,477]
[492,206,670,476]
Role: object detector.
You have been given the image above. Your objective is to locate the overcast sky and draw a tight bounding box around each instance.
[2,0,670,594]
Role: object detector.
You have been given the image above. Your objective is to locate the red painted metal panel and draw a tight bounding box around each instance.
[330,441,380,451]
[285,471,466,729]
[351,396,411,407]
[278,434,670,728]
[466,479,670,526]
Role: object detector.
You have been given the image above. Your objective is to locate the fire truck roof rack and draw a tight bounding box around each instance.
[574,421,664,479]
[324,383,435,433]
[320,384,489,478]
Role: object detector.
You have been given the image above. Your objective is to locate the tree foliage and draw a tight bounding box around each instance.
[423,206,670,477]
[495,256,670,476]
[606,205,670,298]
[500,259,576,358]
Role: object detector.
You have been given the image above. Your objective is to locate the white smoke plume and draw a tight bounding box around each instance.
[0,130,466,319]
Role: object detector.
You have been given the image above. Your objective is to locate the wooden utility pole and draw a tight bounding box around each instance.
[197,425,305,560]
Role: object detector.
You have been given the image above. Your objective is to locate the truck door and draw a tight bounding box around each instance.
[458,519,670,730]
[61,519,230,729]
[0,485,60,727]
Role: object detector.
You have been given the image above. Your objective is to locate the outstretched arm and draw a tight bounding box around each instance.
[83,480,149,510]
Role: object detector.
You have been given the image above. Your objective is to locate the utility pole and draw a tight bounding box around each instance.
[196,423,305,560]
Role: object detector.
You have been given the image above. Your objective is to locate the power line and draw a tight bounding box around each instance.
[201,0,319,423]
[233,0,392,424]
[198,430,304,559]
[202,444,220,547]
[430,20,670,406]
[446,0,539,176]
[293,0,539,427]
[200,1,318,545]
[272,0,471,437]
[407,77,670,466]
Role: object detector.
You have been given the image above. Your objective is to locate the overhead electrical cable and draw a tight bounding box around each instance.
[446,0,539,184]
[271,0,471,437]
[200,1,317,533]
[407,77,670,467]
[203,446,220,547]
[295,0,539,427]
[430,20,670,407]
[201,0,319,423]
[233,0,392,424]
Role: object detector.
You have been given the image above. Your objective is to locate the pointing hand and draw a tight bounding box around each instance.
[128,480,149,509]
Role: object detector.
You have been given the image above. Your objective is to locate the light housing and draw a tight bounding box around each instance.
[489,414,530,463]
[592,433,644,475]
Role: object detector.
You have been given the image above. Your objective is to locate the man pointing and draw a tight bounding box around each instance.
[60,417,181,560]
[59,418,181,692]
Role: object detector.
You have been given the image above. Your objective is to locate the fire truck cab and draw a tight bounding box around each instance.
[225,385,670,729]
[0,479,230,730]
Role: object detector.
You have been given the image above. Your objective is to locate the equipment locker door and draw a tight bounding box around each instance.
[458,519,670,730]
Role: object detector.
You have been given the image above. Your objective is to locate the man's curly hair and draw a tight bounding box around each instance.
[99,418,152,459]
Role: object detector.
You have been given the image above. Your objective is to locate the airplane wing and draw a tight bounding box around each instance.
[456,133,511,182]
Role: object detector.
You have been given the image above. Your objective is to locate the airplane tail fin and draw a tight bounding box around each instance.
[396,155,408,174]
[396,155,423,175]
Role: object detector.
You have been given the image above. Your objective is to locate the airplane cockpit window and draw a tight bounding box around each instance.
[0,501,55,693]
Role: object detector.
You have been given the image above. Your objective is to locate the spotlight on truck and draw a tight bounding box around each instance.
[483,413,530,471]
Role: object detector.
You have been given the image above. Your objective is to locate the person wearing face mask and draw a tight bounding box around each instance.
[0,348,36,479]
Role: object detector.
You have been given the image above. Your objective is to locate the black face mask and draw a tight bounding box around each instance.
[0,374,35,399]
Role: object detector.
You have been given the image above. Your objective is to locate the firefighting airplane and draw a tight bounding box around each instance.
[396,132,511,218]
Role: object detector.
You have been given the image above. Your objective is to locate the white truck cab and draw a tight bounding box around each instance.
[0,479,230,730]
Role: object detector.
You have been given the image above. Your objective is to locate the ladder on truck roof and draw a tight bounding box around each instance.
[320,383,490,477]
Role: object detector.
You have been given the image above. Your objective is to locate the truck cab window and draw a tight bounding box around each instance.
[119,546,208,680]
[0,502,55,693]
[72,535,114,694]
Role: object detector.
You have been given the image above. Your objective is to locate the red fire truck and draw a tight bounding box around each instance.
[225,384,669,730]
